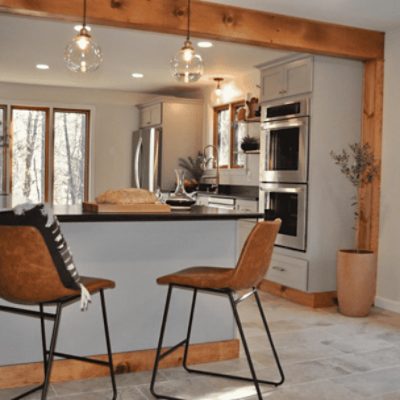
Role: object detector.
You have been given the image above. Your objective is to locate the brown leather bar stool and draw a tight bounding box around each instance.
[150,219,284,400]
[0,225,117,400]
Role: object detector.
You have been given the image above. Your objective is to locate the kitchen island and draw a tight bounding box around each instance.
[0,206,262,388]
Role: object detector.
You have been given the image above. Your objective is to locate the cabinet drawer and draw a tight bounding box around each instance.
[236,199,258,213]
[266,254,308,291]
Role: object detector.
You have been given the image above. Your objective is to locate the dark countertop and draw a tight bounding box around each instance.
[55,205,262,223]
[197,185,259,201]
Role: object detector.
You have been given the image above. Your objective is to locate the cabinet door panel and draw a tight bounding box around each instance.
[261,66,284,102]
[286,58,313,97]
[150,103,162,126]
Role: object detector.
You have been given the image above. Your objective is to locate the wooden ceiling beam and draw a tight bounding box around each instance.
[0,0,384,60]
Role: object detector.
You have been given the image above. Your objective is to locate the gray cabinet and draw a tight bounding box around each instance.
[259,56,313,102]
[139,103,162,127]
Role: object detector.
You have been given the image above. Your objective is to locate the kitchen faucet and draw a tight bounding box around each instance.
[203,144,219,193]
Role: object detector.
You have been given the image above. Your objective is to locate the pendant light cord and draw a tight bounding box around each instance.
[83,0,87,28]
[186,0,191,41]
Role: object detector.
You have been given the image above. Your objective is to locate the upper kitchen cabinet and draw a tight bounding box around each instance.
[258,56,313,102]
[139,102,162,128]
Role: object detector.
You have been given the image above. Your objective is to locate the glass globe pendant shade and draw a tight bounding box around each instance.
[64,28,103,73]
[170,40,204,83]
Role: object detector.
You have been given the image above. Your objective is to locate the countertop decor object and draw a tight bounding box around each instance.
[330,142,379,317]
[64,0,102,73]
[166,169,196,209]
[170,0,203,83]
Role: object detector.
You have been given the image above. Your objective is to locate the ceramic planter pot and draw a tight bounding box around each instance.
[336,250,377,317]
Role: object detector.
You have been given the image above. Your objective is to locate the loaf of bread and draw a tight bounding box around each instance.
[95,188,157,205]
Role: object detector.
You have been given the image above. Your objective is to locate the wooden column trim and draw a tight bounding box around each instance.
[0,0,384,60]
[358,59,384,252]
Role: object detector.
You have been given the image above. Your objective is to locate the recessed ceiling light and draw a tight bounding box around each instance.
[74,24,92,32]
[36,64,50,70]
[131,73,144,79]
[197,41,213,48]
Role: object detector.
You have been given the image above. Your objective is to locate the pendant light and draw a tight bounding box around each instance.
[214,77,224,97]
[170,0,204,83]
[64,0,103,73]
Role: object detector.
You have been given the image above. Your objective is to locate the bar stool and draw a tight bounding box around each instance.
[150,219,284,400]
[0,225,117,400]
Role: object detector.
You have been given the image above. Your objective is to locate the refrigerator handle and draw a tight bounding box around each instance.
[134,136,143,188]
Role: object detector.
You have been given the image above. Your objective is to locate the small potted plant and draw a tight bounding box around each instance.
[330,143,379,317]
[240,135,259,152]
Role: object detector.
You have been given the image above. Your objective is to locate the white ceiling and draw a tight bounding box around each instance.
[0,14,290,94]
[209,0,400,31]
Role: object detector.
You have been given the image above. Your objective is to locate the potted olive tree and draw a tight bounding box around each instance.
[330,143,379,317]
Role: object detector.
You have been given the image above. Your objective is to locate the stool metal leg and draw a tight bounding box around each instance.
[41,302,62,400]
[228,291,263,399]
[254,290,285,386]
[100,289,118,400]
[150,285,186,400]
[182,289,197,370]
[150,286,285,399]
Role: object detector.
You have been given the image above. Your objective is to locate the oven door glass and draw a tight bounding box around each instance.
[260,116,309,183]
[260,183,307,251]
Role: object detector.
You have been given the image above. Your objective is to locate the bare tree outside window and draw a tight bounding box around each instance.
[53,110,88,206]
[11,108,47,204]
[217,108,230,167]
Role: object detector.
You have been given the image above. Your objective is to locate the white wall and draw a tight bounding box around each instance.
[376,27,400,312]
[0,82,152,199]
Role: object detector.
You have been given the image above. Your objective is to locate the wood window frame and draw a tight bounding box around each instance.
[0,105,6,193]
[213,100,245,169]
[9,106,51,202]
[53,108,91,202]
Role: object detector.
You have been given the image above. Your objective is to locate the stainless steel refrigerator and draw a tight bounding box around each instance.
[132,127,162,192]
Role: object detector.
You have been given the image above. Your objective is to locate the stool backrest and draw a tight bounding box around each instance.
[230,219,281,290]
[0,226,76,304]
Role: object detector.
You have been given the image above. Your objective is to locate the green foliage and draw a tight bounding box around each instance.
[241,135,259,146]
[178,151,204,182]
[330,143,379,188]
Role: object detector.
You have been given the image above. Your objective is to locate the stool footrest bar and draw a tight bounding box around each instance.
[184,366,281,386]
[160,339,187,360]
[48,351,110,366]
[11,384,44,400]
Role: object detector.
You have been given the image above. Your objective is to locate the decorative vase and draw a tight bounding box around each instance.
[336,250,377,317]
[166,169,196,208]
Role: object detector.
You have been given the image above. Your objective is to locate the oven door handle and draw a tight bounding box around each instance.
[260,186,304,194]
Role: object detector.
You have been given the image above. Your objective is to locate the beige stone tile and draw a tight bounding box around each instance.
[52,376,116,396]
[332,366,400,397]
[0,385,56,399]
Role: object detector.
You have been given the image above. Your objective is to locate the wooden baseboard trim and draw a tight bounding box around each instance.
[0,339,239,390]
[259,279,337,308]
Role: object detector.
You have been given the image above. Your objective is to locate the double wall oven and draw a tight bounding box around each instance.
[259,98,310,252]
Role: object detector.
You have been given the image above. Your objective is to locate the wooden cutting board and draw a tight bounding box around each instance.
[82,202,171,213]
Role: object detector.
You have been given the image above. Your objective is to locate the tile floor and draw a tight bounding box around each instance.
[3,292,400,399]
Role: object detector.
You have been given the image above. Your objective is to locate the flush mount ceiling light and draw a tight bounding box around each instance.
[36,64,50,70]
[170,0,204,83]
[214,77,224,97]
[64,0,102,73]
[197,41,213,48]
[131,73,144,78]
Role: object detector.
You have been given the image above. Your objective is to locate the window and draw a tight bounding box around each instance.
[53,109,90,206]
[6,106,90,205]
[10,107,49,203]
[0,106,6,193]
[213,100,245,168]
